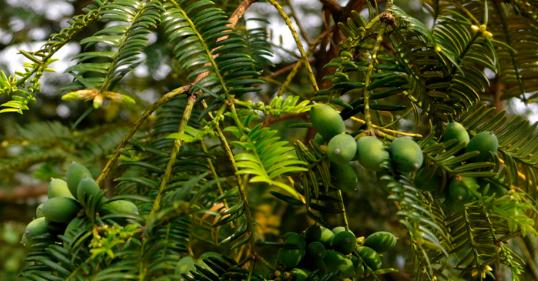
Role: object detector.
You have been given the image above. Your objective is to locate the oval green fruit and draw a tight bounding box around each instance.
[283,232,306,251]
[443,122,470,146]
[42,197,80,223]
[306,241,326,261]
[102,200,139,215]
[332,226,346,234]
[277,248,304,269]
[331,230,356,254]
[35,203,45,218]
[331,164,358,192]
[448,176,478,202]
[66,162,92,195]
[357,246,382,270]
[310,104,345,139]
[328,134,357,165]
[319,227,335,246]
[48,178,73,199]
[465,131,499,162]
[356,136,389,171]
[389,137,424,172]
[323,250,354,277]
[76,177,102,205]
[24,217,49,239]
[364,231,397,253]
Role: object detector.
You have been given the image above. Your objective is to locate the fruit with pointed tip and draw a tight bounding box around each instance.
[66,162,92,195]
[42,197,80,223]
[101,200,139,215]
[48,178,74,198]
[465,131,498,162]
[443,122,470,146]
[310,104,345,139]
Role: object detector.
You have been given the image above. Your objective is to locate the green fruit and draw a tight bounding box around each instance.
[323,250,354,277]
[364,231,397,253]
[24,217,49,239]
[443,122,470,146]
[66,162,92,195]
[331,230,356,254]
[414,169,441,192]
[291,268,310,281]
[332,226,346,234]
[328,134,357,165]
[357,246,382,270]
[304,224,322,242]
[42,197,80,223]
[310,104,345,139]
[306,241,326,261]
[278,232,306,269]
[320,227,335,246]
[277,248,304,269]
[304,225,334,245]
[48,178,73,199]
[356,136,389,171]
[76,177,102,205]
[35,203,45,218]
[102,200,139,215]
[390,137,424,172]
[448,176,479,202]
[283,232,306,251]
[331,164,358,192]
[465,131,499,162]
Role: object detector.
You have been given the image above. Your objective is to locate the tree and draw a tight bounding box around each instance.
[1,0,538,280]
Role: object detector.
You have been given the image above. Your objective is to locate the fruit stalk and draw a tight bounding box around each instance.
[337,190,350,230]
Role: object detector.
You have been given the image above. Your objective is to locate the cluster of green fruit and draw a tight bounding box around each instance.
[275,225,397,280]
[415,122,499,202]
[22,162,139,245]
[310,104,424,191]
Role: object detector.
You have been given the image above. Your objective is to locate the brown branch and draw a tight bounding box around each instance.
[0,184,47,201]
[229,0,254,27]
[320,0,343,15]
[262,112,308,127]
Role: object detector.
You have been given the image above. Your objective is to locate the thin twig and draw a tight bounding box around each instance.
[96,84,191,186]
[277,30,330,95]
[149,94,197,217]
[0,184,47,201]
[267,0,319,92]
[286,0,311,44]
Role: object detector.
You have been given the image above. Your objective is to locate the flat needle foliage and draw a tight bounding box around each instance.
[1,0,538,280]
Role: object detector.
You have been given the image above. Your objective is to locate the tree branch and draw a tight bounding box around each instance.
[0,184,47,201]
